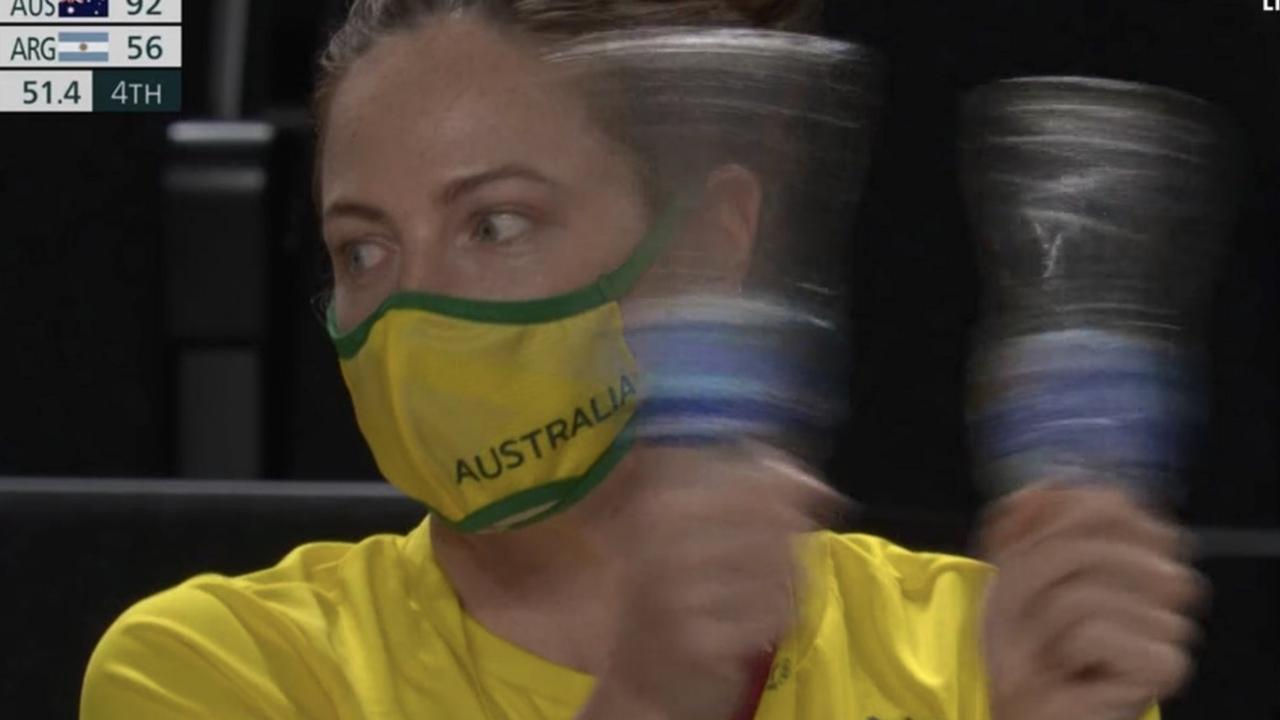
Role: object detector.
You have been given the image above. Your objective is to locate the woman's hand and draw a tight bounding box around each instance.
[581,444,848,720]
[979,483,1205,720]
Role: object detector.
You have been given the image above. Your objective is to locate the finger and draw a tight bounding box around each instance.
[676,580,794,640]
[638,444,833,509]
[661,456,848,534]
[1029,481,1177,556]
[651,487,825,545]
[978,484,1063,559]
[977,479,1135,559]
[1034,682,1156,720]
[988,481,1177,561]
[1057,618,1195,699]
[1033,585,1200,660]
[674,533,796,584]
[995,539,1203,619]
[1039,689,1140,720]
[619,579,786,662]
[673,612,787,664]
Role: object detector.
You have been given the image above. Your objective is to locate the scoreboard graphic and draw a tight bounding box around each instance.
[0,0,181,112]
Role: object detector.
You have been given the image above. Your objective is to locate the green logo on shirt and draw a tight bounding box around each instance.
[765,657,792,690]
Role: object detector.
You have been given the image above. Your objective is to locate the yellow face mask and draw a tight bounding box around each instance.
[327,202,686,533]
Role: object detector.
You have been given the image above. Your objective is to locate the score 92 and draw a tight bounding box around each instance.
[127,0,164,15]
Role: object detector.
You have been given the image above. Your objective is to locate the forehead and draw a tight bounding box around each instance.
[320,18,607,201]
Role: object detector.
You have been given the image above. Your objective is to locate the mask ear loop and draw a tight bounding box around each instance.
[594,193,700,302]
[311,289,335,330]
[519,195,700,526]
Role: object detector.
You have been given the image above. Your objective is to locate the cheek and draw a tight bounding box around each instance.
[466,203,648,300]
[622,264,690,302]
[329,253,402,334]
[548,228,634,290]
[332,286,386,335]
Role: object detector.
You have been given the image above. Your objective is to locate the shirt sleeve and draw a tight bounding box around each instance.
[823,535,1167,720]
[80,581,336,720]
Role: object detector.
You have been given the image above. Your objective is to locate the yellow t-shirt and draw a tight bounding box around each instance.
[81,518,1158,719]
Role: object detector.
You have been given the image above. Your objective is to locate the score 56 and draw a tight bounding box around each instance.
[127,35,163,60]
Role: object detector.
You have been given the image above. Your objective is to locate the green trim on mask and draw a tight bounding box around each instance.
[328,197,691,360]
[424,427,635,533]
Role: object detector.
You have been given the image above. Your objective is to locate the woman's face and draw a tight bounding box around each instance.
[320,18,652,332]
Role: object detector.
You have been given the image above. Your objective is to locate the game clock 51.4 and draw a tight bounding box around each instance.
[23,72,81,103]
[0,69,179,111]
[1,69,86,109]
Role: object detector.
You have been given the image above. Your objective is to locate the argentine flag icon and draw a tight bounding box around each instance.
[58,32,109,63]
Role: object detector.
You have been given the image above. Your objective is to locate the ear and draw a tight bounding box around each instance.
[676,163,763,292]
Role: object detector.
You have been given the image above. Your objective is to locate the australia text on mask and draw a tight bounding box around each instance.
[454,374,638,484]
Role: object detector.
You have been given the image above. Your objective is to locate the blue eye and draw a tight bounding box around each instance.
[473,212,533,246]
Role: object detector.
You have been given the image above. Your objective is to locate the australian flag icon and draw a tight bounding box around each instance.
[59,0,109,17]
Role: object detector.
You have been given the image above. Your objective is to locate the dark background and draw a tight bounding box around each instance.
[1,0,1277,717]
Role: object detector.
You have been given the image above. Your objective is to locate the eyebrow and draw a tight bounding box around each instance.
[322,200,391,225]
[322,164,561,225]
[441,164,561,204]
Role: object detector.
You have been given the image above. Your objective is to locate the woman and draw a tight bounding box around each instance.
[82,1,1200,719]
